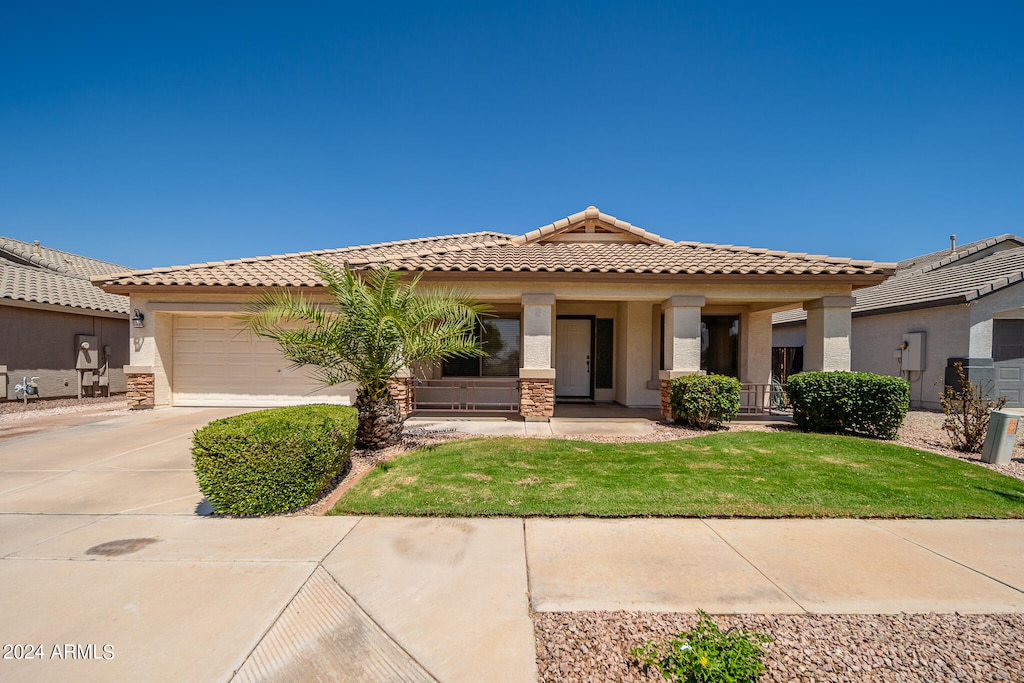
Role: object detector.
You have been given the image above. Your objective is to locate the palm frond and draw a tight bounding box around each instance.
[241,258,490,397]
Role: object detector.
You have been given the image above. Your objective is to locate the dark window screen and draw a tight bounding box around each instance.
[595,318,614,389]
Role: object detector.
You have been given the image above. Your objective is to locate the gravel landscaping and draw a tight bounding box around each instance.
[0,395,129,420]
[535,611,1024,682]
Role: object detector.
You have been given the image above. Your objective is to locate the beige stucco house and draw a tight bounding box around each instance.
[93,207,893,419]
[2,236,130,400]
[773,234,1024,410]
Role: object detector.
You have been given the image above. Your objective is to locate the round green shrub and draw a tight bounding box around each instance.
[786,371,909,440]
[192,404,357,515]
[669,374,741,429]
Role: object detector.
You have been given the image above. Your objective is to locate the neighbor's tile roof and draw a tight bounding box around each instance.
[1,236,130,314]
[92,209,894,289]
[774,234,1024,324]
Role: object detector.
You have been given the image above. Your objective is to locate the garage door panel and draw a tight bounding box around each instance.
[175,339,205,355]
[228,339,253,356]
[173,316,355,407]
[997,367,1022,381]
[994,320,1024,408]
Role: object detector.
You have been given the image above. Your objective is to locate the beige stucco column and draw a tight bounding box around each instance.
[803,296,856,371]
[739,310,773,385]
[519,294,555,421]
[658,295,705,419]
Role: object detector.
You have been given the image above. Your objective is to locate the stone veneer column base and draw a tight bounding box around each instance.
[519,378,554,420]
[126,373,155,409]
[660,379,673,421]
[386,376,415,417]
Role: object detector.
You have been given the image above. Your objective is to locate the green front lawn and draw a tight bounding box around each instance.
[329,432,1024,518]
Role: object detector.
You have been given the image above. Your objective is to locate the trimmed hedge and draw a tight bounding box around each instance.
[192,404,357,515]
[670,374,741,429]
[786,371,909,440]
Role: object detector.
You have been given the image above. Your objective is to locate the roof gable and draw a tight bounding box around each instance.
[896,234,1024,273]
[0,236,129,279]
[511,206,675,246]
[92,210,894,290]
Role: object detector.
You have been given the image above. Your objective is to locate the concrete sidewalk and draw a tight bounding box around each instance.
[3,513,1023,682]
[2,408,1023,682]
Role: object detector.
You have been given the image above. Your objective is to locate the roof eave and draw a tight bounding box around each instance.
[97,271,892,293]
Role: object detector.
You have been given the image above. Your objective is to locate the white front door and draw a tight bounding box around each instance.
[555,318,592,397]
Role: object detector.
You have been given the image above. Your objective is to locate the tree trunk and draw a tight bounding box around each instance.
[355,391,404,449]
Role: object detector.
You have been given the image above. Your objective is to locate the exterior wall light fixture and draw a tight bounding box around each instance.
[131,309,146,328]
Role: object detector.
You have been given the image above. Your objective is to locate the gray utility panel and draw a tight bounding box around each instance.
[981,410,1020,465]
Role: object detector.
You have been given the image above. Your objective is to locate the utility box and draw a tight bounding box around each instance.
[981,411,1019,465]
[902,332,926,372]
[75,335,99,370]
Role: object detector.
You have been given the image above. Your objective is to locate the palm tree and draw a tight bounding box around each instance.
[241,257,488,449]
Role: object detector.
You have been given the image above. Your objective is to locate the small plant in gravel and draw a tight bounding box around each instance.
[631,609,772,683]
[940,362,1008,453]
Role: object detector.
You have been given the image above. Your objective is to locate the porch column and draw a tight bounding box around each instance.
[519,294,555,421]
[739,310,773,385]
[125,365,155,409]
[387,367,415,417]
[803,296,856,371]
[658,295,705,420]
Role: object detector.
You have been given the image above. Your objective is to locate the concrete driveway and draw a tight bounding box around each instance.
[0,407,536,683]
[0,407,252,515]
[2,408,1023,682]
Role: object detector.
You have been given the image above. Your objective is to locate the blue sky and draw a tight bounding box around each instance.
[1,2,1022,269]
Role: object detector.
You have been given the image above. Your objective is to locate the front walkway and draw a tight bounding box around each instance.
[1,408,1022,682]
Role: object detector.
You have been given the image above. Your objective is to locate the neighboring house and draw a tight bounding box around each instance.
[1,237,131,400]
[92,206,893,420]
[773,234,1024,409]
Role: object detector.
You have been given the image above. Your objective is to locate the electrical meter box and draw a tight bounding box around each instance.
[75,335,99,370]
[902,332,926,372]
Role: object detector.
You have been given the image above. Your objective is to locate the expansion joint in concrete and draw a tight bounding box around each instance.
[700,519,808,614]
[231,518,440,683]
[867,520,1024,597]
[521,518,535,613]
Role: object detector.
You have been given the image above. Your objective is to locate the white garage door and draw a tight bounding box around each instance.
[172,316,355,407]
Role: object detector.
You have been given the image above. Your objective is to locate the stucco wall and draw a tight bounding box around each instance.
[968,282,1024,357]
[617,301,660,407]
[125,277,861,411]
[850,305,970,409]
[772,323,806,348]
[0,304,129,400]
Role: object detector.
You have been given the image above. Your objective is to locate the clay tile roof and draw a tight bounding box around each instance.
[773,234,1024,324]
[92,211,894,290]
[1,236,130,314]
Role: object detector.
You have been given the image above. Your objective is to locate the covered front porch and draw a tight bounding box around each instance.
[404,402,794,439]
[397,291,854,422]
